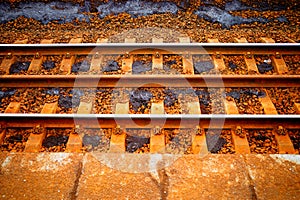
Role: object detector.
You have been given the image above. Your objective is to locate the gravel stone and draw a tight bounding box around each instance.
[9,61,30,74]
[42,60,56,70]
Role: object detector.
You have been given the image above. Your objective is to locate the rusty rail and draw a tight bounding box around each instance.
[0,74,300,87]
[0,43,299,56]
[0,114,299,154]
[0,114,299,129]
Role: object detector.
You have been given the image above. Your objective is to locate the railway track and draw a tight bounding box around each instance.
[0,38,299,155]
[0,39,299,77]
[0,114,299,153]
[0,37,299,199]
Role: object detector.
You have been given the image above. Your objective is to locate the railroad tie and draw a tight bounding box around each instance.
[114,89,129,114]
[207,38,219,43]
[122,54,133,73]
[109,126,126,153]
[4,102,20,113]
[180,37,194,74]
[115,102,129,114]
[231,126,250,154]
[90,52,103,73]
[152,38,163,70]
[152,53,163,70]
[0,54,16,74]
[69,38,83,43]
[224,99,239,114]
[187,101,201,114]
[28,53,43,73]
[180,94,201,114]
[77,102,93,114]
[179,37,190,43]
[125,38,136,43]
[259,90,278,115]
[213,52,226,72]
[273,127,295,154]
[96,38,108,43]
[271,52,288,74]
[244,52,259,73]
[234,38,248,43]
[150,102,164,114]
[207,39,226,71]
[60,54,75,74]
[13,39,28,44]
[179,37,194,74]
[59,38,82,74]
[109,100,128,153]
[150,102,165,153]
[260,37,275,43]
[152,38,163,43]
[192,126,209,154]
[24,125,46,153]
[66,126,83,152]
[150,127,165,153]
[41,102,58,114]
[40,39,53,44]
[121,38,135,73]
[90,38,107,73]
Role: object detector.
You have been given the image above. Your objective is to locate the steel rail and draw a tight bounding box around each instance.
[0,114,299,129]
[1,43,299,47]
[1,113,299,118]
[0,43,299,56]
[1,75,300,88]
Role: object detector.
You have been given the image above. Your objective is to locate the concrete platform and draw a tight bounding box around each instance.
[76,153,163,199]
[245,154,300,200]
[165,155,253,199]
[0,153,299,199]
[0,153,83,200]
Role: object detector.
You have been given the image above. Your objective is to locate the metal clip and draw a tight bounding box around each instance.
[184,51,190,59]
[6,53,12,59]
[155,52,160,58]
[74,125,81,134]
[94,52,99,59]
[33,125,43,134]
[277,125,286,135]
[154,126,161,135]
[65,53,71,59]
[215,52,221,59]
[115,125,122,135]
[275,52,281,59]
[195,125,202,135]
[235,126,243,136]
[245,52,252,59]
[35,52,40,59]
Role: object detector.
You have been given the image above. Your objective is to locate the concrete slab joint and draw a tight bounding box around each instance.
[0,153,299,199]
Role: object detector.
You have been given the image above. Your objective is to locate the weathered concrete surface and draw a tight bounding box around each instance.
[245,154,300,200]
[165,154,254,199]
[0,153,83,200]
[76,153,175,200]
[0,153,299,199]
